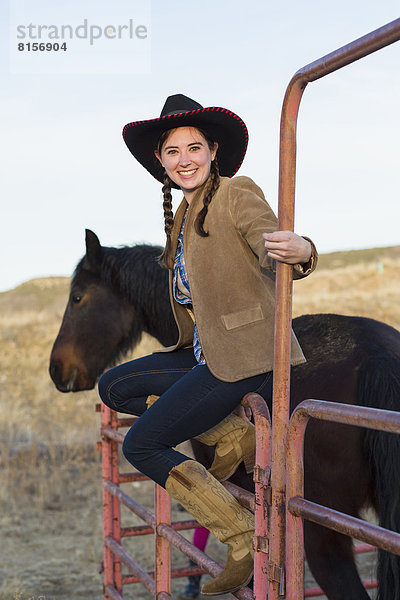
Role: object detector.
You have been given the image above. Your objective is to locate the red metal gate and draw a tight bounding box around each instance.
[99,393,270,599]
[99,17,400,600]
[271,16,400,599]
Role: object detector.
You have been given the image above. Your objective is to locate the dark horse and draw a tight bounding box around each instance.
[50,229,400,600]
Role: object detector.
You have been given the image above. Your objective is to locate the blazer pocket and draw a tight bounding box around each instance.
[221,305,264,330]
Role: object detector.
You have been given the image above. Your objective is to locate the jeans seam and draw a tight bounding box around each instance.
[105,368,191,403]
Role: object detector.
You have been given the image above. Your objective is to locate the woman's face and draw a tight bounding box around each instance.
[155,126,218,201]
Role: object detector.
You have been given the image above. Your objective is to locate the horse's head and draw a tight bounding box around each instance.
[49,230,137,392]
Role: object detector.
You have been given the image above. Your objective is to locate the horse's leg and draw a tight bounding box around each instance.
[304,522,370,600]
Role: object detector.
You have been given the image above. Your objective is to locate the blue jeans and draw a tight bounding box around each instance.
[98,348,272,487]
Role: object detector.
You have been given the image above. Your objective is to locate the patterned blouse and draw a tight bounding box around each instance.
[173,211,205,365]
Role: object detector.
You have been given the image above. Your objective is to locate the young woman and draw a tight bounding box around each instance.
[99,94,317,596]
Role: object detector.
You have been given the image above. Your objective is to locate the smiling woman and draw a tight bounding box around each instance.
[154,127,218,202]
[97,93,318,596]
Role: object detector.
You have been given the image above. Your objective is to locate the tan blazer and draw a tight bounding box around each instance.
[158,175,317,382]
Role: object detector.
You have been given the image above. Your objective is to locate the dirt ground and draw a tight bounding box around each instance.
[0,466,379,600]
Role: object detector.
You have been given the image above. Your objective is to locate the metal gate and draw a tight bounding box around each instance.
[270,16,400,599]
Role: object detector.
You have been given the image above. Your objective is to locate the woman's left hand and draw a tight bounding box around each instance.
[262,231,311,265]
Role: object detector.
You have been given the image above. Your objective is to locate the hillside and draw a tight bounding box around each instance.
[0,245,399,599]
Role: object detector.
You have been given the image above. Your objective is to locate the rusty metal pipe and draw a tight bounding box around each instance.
[223,480,255,512]
[286,398,400,599]
[292,398,400,433]
[293,18,400,86]
[121,519,199,537]
[157,523,254,600]
[110,410,122,594]
[122,564,207,584]
[104,584,124,600]
[117,417,137,428]
[105,536,156,594]
[289,497,400,555]
[155,484,171,596]
[272,17,400,600]
[118,471,149,483]
[103,427,125,444]
[101,405,115,598]
[243,392,272,600]
[104,480,156,528]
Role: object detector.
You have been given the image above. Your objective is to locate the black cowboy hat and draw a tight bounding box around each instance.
[122,94,248,189]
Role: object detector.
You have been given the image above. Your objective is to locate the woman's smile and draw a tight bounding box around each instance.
[178,168,198,178]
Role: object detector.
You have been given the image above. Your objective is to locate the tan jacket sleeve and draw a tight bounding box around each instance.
[228,176,278,272]
[228,176,317,279]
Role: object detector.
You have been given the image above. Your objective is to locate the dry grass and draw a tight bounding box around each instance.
[293,256,400,329]
[0,247,398,599]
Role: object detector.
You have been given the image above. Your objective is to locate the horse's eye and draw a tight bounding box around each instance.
[72,294,82,304]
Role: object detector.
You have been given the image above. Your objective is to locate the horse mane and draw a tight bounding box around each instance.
[73,243,178,349]
[100,244,165,306]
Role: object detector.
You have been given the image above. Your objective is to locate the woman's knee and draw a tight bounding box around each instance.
[98,368,119,410]
[98,365,146,415]
[122,424,150,469]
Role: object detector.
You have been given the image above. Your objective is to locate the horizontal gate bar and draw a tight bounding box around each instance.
[291,17,400,87]
[105,536,155,595]
[156,523,254,600]
[104,480,156,528]
[103,427,125,444]
[104,584,124,600]
[121,519,199,537]
[354,543,376,554]
[223,480,255,512]
[105,478,253,525]
[119,471,149,483]
[117,417,137,428]
[122,564,207,585]
[292,398,400,433]
[286,396,400,599]
[288,497,400,555]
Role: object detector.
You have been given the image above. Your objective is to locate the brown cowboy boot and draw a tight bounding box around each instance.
[165,460,254,596]
[195,414,256,481]
[146,396,256,481]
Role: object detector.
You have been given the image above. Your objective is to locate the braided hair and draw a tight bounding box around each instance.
[156,127,220,268]
[194,156,220,237]
[158,171,175,268]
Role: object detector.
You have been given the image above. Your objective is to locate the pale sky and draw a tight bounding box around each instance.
[1,0,399,292]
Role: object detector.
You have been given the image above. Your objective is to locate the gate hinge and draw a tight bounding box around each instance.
[253,465,270,486]
[267,562,285,596]
[253,535,268,554]
[253,465,272,505]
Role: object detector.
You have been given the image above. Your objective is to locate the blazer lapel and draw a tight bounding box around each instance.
[170,198,188,261]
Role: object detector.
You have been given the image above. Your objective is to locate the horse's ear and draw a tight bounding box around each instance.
[84,229,103,271]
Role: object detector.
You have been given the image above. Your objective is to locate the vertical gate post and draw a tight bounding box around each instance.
[269,78,305,600]
[101,403,119,598]
[285,408,308,600]
[243,393,272,600]
[110,409,122,595]
[155,484,172,598]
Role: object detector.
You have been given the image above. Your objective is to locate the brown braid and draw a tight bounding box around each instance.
[158,172,174,268]
[194,157,220,237]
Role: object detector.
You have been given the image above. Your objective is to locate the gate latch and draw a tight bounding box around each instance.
[267,562,285,596]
